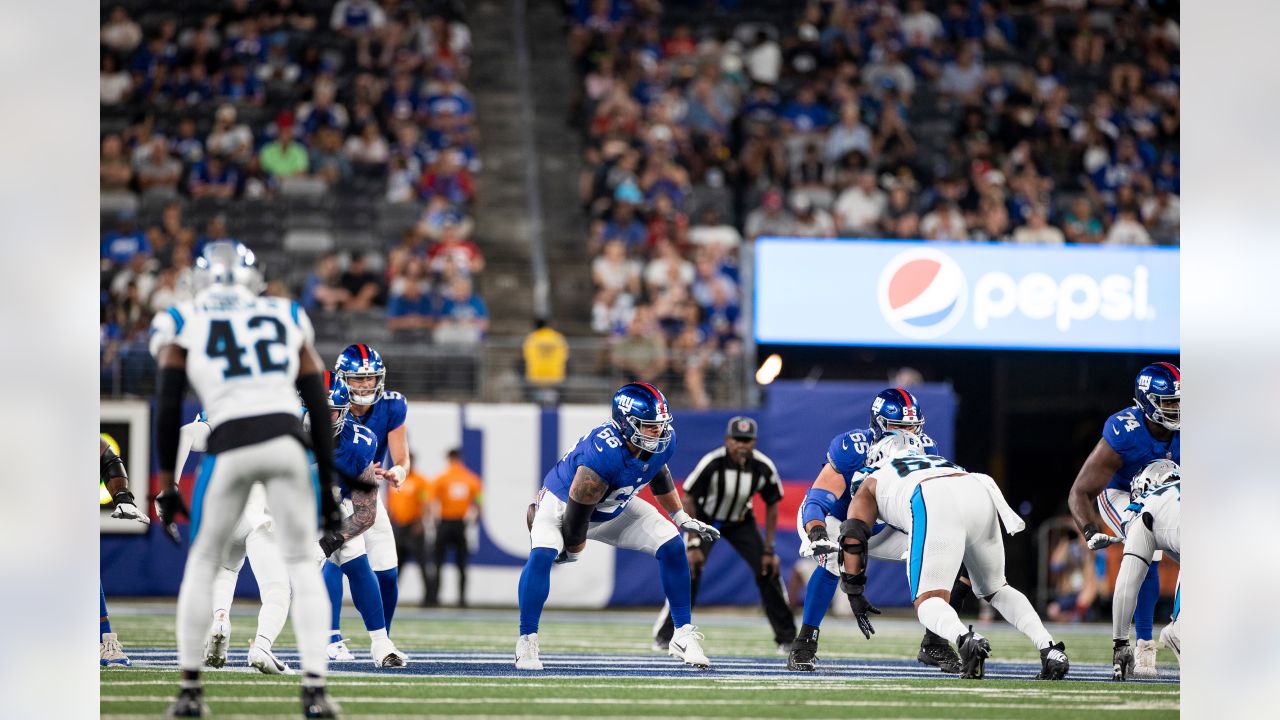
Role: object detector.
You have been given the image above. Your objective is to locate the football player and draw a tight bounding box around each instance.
[306,373,409,667]
[516,383,720,670]
[789,389,965,673]
[100,437,149,666]
[172,412,295,675]
[331,344,408,638]
[150,241,363,717]
[840,432,1069,681]
[1112,460,1181,680]
[1069,363,1180,677]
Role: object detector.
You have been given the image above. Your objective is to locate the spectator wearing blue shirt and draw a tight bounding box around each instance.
[101,210,150,267]
[217,62,265,106]
[434,276,488,346]
[387,258,435,333]
[780,85,833,134]
[188,154,239,199]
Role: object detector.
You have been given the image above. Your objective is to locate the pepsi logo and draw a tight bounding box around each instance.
[877,248,968,339]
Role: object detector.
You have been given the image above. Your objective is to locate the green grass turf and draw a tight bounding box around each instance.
[100,602,1178,719]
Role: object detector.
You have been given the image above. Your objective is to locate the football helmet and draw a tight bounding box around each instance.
[610,382,674,454]
[192,240,266,295]
[1134,363,1180,431]
[1130,459,1179,502]
[869,388,925,441]
[335,344,386,405]
[865,429,927,467]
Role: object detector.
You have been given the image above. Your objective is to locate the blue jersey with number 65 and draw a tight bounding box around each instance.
[824,426,936,519]
[543,421,678,522]
[1103,407,1180,493]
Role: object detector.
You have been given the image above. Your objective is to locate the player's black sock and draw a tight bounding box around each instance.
[798,624,820,642]
[949,575,973,611]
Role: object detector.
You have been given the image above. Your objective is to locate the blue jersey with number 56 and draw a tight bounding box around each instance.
[1103,407,1179,493]
[543,421,678,522]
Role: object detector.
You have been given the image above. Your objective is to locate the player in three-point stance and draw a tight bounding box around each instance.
[1111,459,1181,680]
[100,437,149,666]
[790,388,965,673]
[1069,362,1179,678]
[150,241,367,717]
[324,344,409,659]
[516,382,720,670]
[306,372,409,668]
[839,431,1070,680]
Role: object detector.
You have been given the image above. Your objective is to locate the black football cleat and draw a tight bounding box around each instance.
[165,687,207,718]
[302,685,342,718]
[787,636,818,671]
[956,626,991,680]
[918,629,962,674]
[1038,640,1071,680]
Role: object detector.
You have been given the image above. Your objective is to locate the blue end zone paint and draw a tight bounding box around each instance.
[539,407,559,489]
[122,649,1181,684]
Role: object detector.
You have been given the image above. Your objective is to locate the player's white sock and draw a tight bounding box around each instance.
[916,596,968,644]
[285,559,331,678]
[211,566,239,622]
[987,586,1053,650]
[368,628,389,642]
[177,556,220,671]
[256,580,290,648]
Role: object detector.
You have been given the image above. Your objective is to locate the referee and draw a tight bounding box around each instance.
[653,417,797,651]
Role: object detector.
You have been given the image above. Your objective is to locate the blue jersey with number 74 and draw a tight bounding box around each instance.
[542,421,678,522]
[1103,406,1180,493]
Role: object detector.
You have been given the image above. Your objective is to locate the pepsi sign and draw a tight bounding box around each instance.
[753,239,1179,352]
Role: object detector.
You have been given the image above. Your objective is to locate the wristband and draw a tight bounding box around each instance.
[389,465,407,485]
[671,509,692,525]
[1083,523,1100,538]
[112,489,137,506]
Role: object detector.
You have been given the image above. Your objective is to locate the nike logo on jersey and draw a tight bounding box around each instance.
[594,443,604,451]
[842,438,849,450]
[1112,426,1121,435]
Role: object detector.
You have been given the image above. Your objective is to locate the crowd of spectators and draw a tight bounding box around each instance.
[570,0,1179,405]
[101,1,487,387]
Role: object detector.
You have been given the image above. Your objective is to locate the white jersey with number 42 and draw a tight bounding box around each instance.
[150,287,314,427]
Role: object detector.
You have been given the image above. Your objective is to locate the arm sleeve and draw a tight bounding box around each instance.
[648,465,675,496]
[1112,515,1157,640]
[155,367,189,474]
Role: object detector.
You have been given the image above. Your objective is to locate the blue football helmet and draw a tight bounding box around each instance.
[869,388,925,441]
[335,344,386,405]
[1134,362,1180,431]
[610,382,673,454]
[866,429,927,468]
[193,240,266,295]
[325,371,351,436]
[1130,459,1179,503]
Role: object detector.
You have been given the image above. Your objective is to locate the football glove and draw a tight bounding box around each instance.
[110,489,150,525]
[319,531,346,557]
[154,488,189,545]
[807,525,840,560]
[1112,639,1134,681]
[1083,523,1123,551]
[841,571,881,640]
[671,510,720,543]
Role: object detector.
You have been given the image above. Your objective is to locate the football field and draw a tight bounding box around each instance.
[101,602,1179,719]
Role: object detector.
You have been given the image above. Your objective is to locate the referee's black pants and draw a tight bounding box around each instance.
[655,517,797,646]
[434,519,470,607]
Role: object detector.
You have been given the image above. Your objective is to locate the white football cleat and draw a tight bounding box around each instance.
[515,633,543,670]
[669,624,710,669]
[371,636,409,668]
[1132,638,1159,678]
[100,633,131,667]
[1159,624,1181,662]
[326,639,355,661]
[204,614,230,668]
[248,641,294,675]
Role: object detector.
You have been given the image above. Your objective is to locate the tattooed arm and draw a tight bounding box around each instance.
[563,466,607,553]
[339,462,383,540]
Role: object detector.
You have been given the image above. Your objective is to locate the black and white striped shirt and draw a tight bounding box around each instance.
[682,447,783,523]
